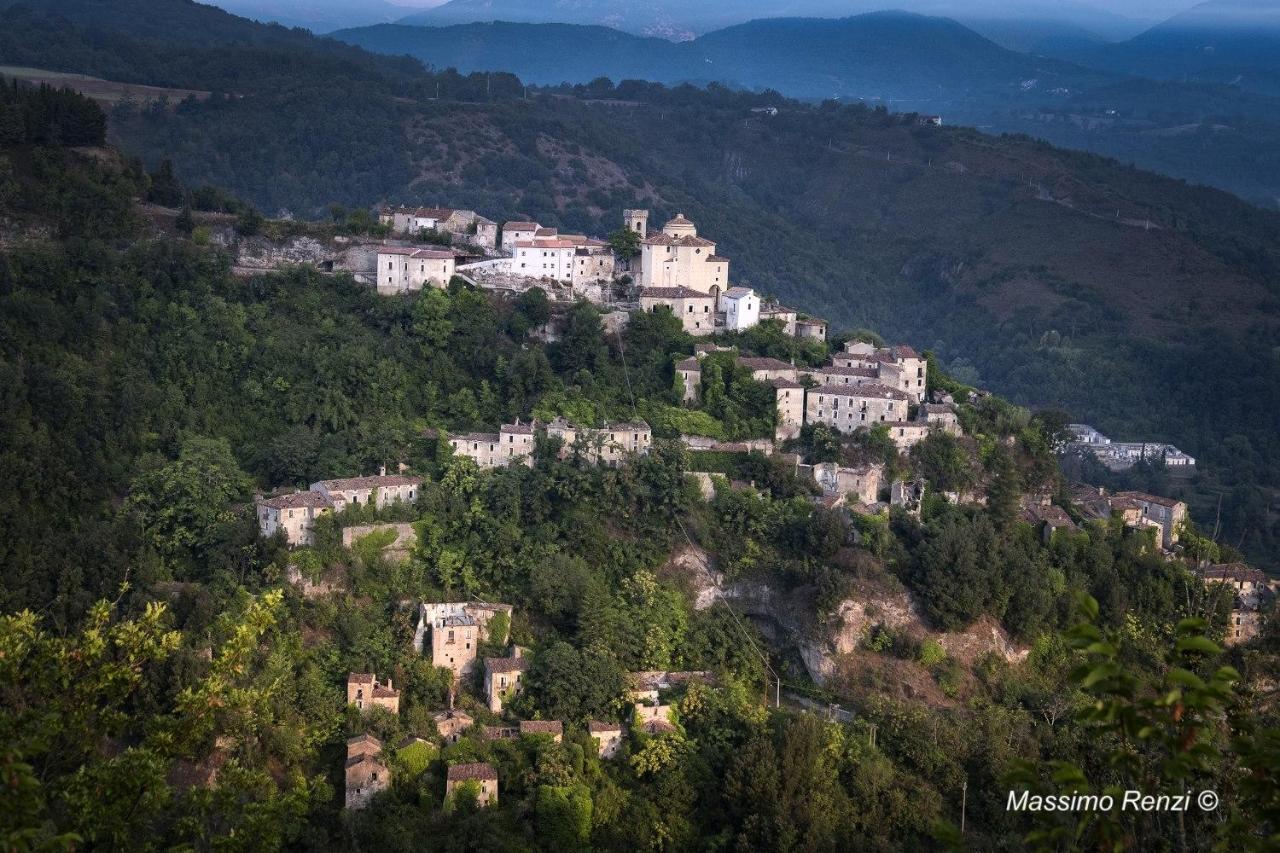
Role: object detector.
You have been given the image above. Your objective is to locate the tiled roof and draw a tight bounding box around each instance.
[771,377,803,389]
[641,719,677,734]
[675,357,701,370]
[259,490,333,510]
[348,672,376,684]
[500,421,535,435]
[889,344,920,359]
[724,286,753,298]
[372,685,399,699]
[816,365,877,377]
[519,720,563,736]
[602,420,651,432]
[1115,490,1184,509]
[448,762,498,781]
[377,246,455,259]
[485,656,531,674]
[640,286,710,300]
[451,432,500,444]
[534,227,558,237]
[810,382,909,401]
[920,403,955,414]
[664,214,695,227]
[515,239,576,249]
[503,221,539,231]
[641,233,715,247]
[433,709,473,724]
[482,725,518,740]
[589,721,622,733]
[316,475,422,491]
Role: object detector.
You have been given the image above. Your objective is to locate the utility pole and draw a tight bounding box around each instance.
[961,779,968,834]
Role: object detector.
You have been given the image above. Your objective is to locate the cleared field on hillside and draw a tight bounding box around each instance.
[0,65,210,107]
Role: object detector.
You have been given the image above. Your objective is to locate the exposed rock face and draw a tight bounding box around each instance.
[670,544,1028,686]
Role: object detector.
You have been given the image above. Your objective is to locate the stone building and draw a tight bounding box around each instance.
[256,490,334,547]
[414,601,514,679]
[795,315,828,341]
[375,246,456,294]
[513,239,577,280]
[446,762,498,807]
[805,383,911,434]
[448,420,537,468]
[676,356,701,403]
[831,342,928,404]
[589,722,624,759]
[500,221,540,254]
[347,672,400,714]
[1113,491,1188,549]
[759,302,798,334]
[1198,563,1274,645]
[432,709,474,744]
[918,403,961,435]
[885,420,931,451]
[345,734,389,810]
[256,473,422,546]
[547,418,652,465]
[810,461,884,505]
[484,650,530,712]
[637,214,729,298]
[639,286,717,335]
[519,720,563,742]
[773,378,805,441]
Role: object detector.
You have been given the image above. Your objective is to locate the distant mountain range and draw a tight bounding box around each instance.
[333,12,1110,108]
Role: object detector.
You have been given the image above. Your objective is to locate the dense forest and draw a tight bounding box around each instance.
[3,88,1280,850]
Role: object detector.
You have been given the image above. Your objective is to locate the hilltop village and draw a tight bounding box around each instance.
[238,207,1278,813]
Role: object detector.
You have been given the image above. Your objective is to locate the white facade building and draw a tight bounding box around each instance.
[722,287,759,331]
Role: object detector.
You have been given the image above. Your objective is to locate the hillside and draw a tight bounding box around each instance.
[3,0,1279,571]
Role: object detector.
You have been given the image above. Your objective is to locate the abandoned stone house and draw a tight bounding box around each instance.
[347,672,400,715]
[484,650,530,712]
[345,734,389,810]
[519,720,563,742]
[639,286,718,334]
[831,342,928,404]
[884,420,931,451]
[374,246,457,295]
[547,417,653,465]
[1198,563,1275,645]
[448,420,537,468]
[432,709,474,744]
[256,473,422,547]
[380,206,497,249]
[1112,491,1187,550]
[446,762,498,807]
[414,601,514,680]
[805,383,911,434]
[589,721,624,759]
[807,461,884,506]
[918,403,961,435]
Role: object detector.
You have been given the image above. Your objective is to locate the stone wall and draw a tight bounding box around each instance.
[341,523,417,563]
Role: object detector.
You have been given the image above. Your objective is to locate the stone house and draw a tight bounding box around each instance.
[446,762,498,807]
[345,734,389,810]
[375,246,457,294]
[810,364,879,387]
[831,342,928,404]
[639,718,678,735]
[519,720,563,742]
[432,709,474,744]
[1018,501,1079,543]
[637,214,729,298]
[1198,564,1274,645]
[448,420,537,468]
[311,474,422,512]
[415,601,514,679]
[759,302,798,335]
[805,383,911,434]
[341,522,417,563]
[589,722,624,759]
[773,378,805,441]
[500,221,540,254]
[627,671,712,702]
[257,473,422,547]
[737,356,799,383]
[482,725,519,741]
[639,286,718,334]
[891,480,925,515]
[885,420,931,451]
[1113,491,1188,549]
[484,650,530,712]
[722,287,759,331]
[256,490,333,547]
[382,206,496,249]
[811,461,884,505]
[634,702,673,725]
[676,356,701,403]
[347,672,400,715]
[918,403,961,435]
[548,418,652,465]
[795,315,827,341]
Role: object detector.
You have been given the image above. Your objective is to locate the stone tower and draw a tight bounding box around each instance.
[623,208,649,238]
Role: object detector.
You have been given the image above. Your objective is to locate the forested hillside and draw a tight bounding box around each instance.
[1,0,1278,568]
[4,89,1279,850]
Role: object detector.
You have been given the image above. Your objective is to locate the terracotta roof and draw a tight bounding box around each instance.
[534,227,558,237]
[316,475,422,491]
[377,246,455,259]
[589,721,622,733]
[641,233,715,248]
[346,753,385,770]
[640,286,711,300]
[519,720,563,736]
[602,420,651,432]
[516,239,576,249]
[259,490,333,510]
[348,672,376,684]
[415,206,454,220]
[348,733,381,750]
[485,656,531,674]
[760,304,796,315]
[433,709,474,724]
[372,684,399,699]
[482,725,519,740]
[664,214,695,227]
[772,378,803,389]
[810,382,909,401]
[500,421,535,435]
[504,221,539,231]
[448,762,497,782]
[889,344,920,359]
[920,403,955,414]
[676,357,701,370]
[641,719,677,734]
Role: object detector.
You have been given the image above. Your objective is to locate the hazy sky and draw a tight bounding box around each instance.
[391,0,1209,17]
